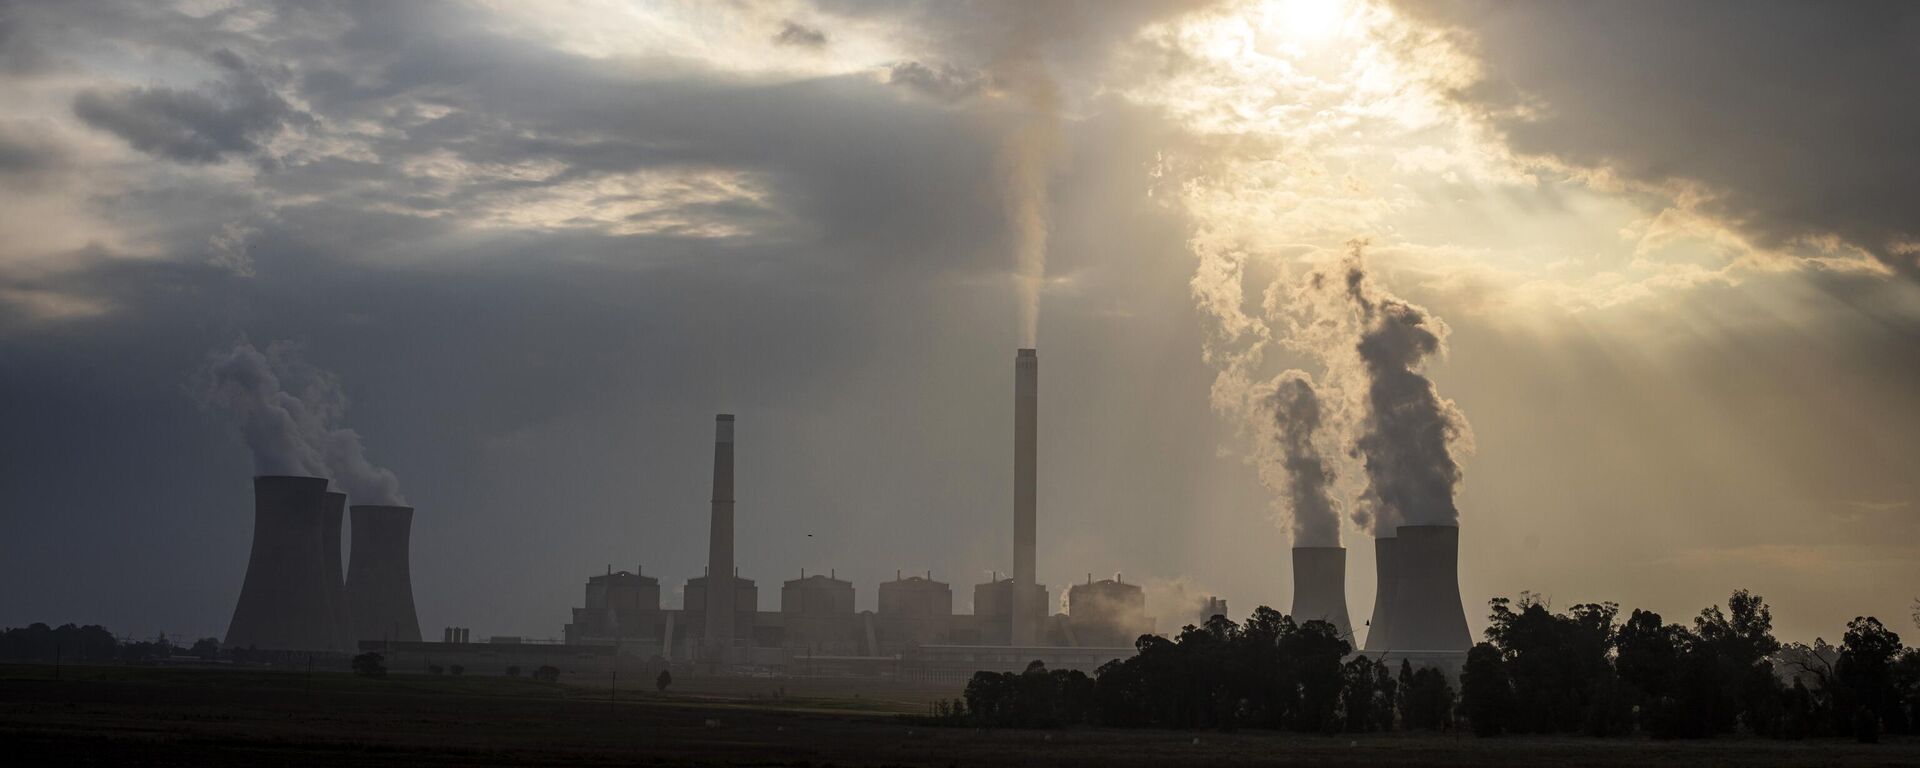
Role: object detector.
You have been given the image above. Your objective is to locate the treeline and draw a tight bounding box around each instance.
[1,623,219,663]
[940,590,1920,742]
[949,609,1450,732]
[1461,591,1919,741]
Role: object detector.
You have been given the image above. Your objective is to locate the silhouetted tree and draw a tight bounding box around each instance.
[448,664,464,676]
[532,665,560,682]
[1402,667,1453,730]
[1836,617,1903,736]
[1483,595,1616,734]
[656,669,672,692]
[1460,642,1514,736]
[190,637,220,660]
[1339,656,1379,732]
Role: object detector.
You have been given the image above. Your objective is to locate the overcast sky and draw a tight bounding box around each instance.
[2,0,1916,645]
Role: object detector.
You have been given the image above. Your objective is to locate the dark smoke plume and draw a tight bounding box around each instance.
[1340,248,1466,533]
[1266,371,1340,546]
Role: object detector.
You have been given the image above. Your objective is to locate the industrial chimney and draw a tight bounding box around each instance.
[1011,349,1039,646]
[1289,546,1353,641]
[705,414,737,658]
[346,504,422,643]
[1362,535,1399,652]
[1386,525,1471,651]
[320,491,354,651]
[226,476,336,651]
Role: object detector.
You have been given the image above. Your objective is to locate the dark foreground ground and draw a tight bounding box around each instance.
[3,664,1916,767]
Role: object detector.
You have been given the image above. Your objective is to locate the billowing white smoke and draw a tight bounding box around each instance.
[197,341,406,505]
[1193,239,1469,541]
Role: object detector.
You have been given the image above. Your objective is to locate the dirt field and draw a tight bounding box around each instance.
[3,663,1915,766]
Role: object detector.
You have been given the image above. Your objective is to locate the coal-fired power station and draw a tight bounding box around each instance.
[224,476,421,652]
[220,345,1467,675]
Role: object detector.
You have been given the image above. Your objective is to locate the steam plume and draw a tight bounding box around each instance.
[1191,238,1470,541]
[989,15,1062,348]
[198,340,406,505]
[1264,372,1340,546]
[1338,249,1469,531]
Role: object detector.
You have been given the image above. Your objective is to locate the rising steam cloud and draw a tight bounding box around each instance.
[1265,372,1341,546]
[1337,250,1469,533]
[989,15,1063,348]
[197,341,406,505]
[1192,238,1470,543]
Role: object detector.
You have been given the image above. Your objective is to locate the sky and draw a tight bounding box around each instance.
[1,0,1917,646]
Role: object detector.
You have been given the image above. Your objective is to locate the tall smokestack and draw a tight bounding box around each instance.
[1386,525,1471,651]
[320,491,353,651]
[1012,349,1038,645]
[346,504,421,643]
[226,475,335,651]
[705,414,736,657]
[1289,546,1353,641]
[1362,535,1399,652]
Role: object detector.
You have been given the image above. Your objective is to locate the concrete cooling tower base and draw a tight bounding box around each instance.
[1384,524,1471,652]
[1289,546,1353,642]
[1362,536,1399,652]
[346,505,422,644]
[226,476,337,652]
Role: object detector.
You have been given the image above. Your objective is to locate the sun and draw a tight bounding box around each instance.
[1265,0,1350,43]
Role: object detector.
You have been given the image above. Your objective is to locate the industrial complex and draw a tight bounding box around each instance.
[223,348,1472,677]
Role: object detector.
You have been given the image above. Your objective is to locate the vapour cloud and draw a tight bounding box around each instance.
[1335,245,1469,534]
[1265,371,1340,546]
[993,51,1061,348]
[197,341,405,505]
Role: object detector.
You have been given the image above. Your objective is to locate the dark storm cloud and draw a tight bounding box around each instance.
[0,121,62,177]
[1396,0,1920,271]
[773,20,828,48]
[886,60,989,102]
[73,49,305,164]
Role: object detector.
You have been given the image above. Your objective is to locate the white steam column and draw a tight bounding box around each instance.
[1289,546,1353,642]
[705,414,736,659]
[1012,349,1039,646]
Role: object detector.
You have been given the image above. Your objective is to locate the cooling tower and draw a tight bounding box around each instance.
[1011,349,1039,646]
[320,491,354,651]
[1289,546,1353,642]
[1385,525,1471,652]
[346,504,422,643]
[226,476,336,652]
[1362,535,1399,652]
[705,414,737,658]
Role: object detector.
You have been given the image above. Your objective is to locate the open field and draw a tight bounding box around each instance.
[3,663,1916,766]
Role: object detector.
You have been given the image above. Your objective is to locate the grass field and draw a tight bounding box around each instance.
[3,662,1915,766]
